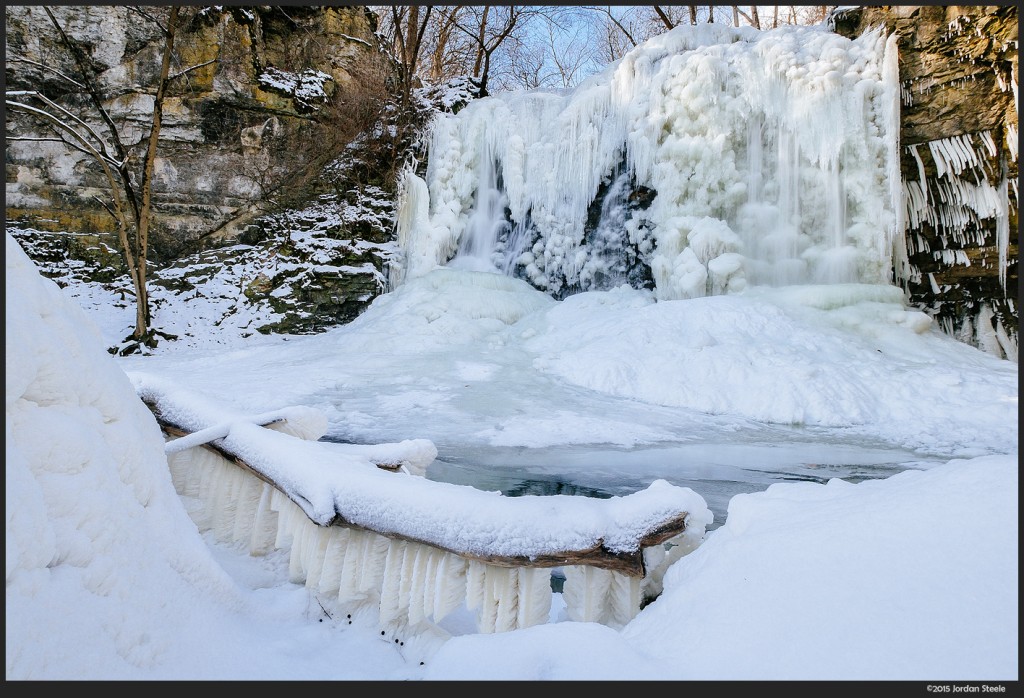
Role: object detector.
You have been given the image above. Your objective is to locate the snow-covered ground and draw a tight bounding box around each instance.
[7,224,1018,681]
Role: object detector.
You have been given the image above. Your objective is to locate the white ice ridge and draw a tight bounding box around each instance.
[398,21,900,299]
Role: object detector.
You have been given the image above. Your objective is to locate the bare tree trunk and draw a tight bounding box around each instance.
[390,5,432,110]
[404,4,419,68]
[653,6,675,30]
[428,7,462,82]
[9,6,193,351]
[472,6,490,77]
[689,6,698,25]
[134,6,179,341]
[734,5,761,29]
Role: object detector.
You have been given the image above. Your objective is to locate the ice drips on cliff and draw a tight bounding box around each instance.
[392,22,902,301]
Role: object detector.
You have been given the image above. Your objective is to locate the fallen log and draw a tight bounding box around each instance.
[152,414,693,578]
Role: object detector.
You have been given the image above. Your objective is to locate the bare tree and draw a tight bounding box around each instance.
[505,12,594,90]
[453,6,538,95]
[5,5,205,353]
[424,7,470,82]
[386,5,434,109]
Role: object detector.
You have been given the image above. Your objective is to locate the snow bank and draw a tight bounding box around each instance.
[5,234,244,679]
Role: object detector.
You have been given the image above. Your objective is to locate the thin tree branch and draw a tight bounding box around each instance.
[169,58,217,81]
[5,56,85,88]
[6,97,141,296]
[92,195,118,223]
[127,6,167,36]
[653,6,676,30]
[42,5,141,221]
[8,90,124,170]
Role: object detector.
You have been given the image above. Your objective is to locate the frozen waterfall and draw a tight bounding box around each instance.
[393,22,903,302]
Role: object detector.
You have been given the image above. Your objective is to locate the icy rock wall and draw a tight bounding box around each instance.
[396,22,902,303]
[833,6,1018,361]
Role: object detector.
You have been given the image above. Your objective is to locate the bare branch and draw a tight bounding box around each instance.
[7,91,123,170]
[5,56,85,88]
[582,6,637,49]
[42,6,140,219]
[653,6,676,30]
[169,58,217,81]
[127,6,167,35]
[92,195,118,223]
[8,133,93,160]
[6,96,139,288]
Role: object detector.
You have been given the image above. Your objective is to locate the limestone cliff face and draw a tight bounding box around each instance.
[5,5,385,260]
[834,5,1018,361]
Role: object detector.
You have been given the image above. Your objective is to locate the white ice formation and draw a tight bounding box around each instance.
[393,22,904,303]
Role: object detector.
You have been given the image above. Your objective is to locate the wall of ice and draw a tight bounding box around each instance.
[393,22,902,301]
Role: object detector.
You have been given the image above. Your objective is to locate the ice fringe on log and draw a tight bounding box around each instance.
[140,387,708,646]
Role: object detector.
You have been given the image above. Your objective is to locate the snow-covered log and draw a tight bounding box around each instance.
[144,387,710,638]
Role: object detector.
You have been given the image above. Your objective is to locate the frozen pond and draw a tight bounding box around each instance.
[326,427,948,529]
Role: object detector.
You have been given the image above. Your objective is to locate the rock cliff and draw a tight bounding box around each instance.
[834,5,1018,360]
[5,5,385,258]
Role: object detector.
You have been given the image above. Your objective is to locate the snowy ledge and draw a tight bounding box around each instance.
[131,372,711,577]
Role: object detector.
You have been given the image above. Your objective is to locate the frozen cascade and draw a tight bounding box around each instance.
[396,22,902,300]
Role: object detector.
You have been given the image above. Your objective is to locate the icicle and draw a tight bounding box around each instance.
[909,145,928,208]
[378,540,408,625]
[980,130,998,158]
[333,529,391,611]
[336,529,366,604]
[491,567,520,634]
[396,542,423,625]
[976,304,1005,358]
[358,532,391,597]
[272,492,303,551]
[230,471,263,545]
[464,561,517,633]
[316,527,350,597]
[193,456,230,532]
[994,314,1017,364]
[465,560,486,612]
[413,547,440,625]
[287,517,319,584]
[248,483,280,555]
[430,552,468,622]
[996,177,1009,292]
[470,564,501,633]
[302,526,332,591]
[562,565,611,623]
[604,571,642,629]
[515,567,553,630]
[166,449,196,496]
